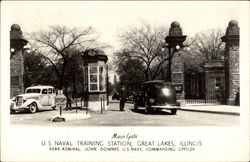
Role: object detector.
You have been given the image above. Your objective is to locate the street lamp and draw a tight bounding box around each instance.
[10,44,31,58]
[10,48,15,53]
[162,21,187,82]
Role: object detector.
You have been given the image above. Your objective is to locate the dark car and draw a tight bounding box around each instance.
[112,91,120,100]
[126,91,135,103]
[133,80,180,114]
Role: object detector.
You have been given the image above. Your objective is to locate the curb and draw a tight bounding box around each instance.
[50,114,91,122]
[179,108,240,116]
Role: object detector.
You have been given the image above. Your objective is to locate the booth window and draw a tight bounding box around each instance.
[99,66,105,91]
[85,66,106,92]
[89,66,98,91]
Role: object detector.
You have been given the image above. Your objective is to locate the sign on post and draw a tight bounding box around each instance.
[55,90,67,115]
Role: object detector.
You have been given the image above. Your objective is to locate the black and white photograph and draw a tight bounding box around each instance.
[1,1,249,162]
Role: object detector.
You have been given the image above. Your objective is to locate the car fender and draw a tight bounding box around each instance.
[21,99,40,108]
[10,100,16,109]
[51,98,55,107]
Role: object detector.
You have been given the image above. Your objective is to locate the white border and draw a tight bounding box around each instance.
[1,1,249,161]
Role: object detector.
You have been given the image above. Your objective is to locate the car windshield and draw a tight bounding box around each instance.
[26,88,41,93]
[145,82,170,89]
[154,83,170,89]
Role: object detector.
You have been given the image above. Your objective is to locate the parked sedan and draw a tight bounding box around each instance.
[10,85,56,113]
[112,91,120,100]
[133,80,180,114]
[126,91,135,103]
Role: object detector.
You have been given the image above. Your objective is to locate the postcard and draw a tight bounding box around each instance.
[1,1,249,161]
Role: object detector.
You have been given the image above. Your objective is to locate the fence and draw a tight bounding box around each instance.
[68,97,106,114]
[68,98,88,114]
[185,90,219,105]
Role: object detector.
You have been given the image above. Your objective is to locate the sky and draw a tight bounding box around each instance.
[1,1,249,82]
[3,1,246,53]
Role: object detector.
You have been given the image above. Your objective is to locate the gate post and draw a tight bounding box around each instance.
[221,20,240,105]
[10,24,28,97]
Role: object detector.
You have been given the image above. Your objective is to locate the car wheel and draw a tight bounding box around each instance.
[171,109,177,115]
[134,102,138,110]
[10,109,15,114]
[145,102,151,114]
[29,102,37,113]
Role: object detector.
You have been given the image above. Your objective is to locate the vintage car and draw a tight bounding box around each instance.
[112,91,120,100]
[133,80,180,114]
[10,86,56,113]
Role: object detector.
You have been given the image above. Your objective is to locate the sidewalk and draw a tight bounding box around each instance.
[50,108,91,122]
[180,104,240,116]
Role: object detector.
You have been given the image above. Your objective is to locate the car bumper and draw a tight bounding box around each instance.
[10,105,28,110]
[151,105,180,110]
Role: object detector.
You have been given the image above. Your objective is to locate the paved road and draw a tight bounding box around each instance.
[10,101,240,126]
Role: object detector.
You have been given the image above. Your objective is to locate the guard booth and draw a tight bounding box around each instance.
[82,49,108,111]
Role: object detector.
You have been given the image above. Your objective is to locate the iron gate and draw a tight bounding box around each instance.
[184,74,219,104]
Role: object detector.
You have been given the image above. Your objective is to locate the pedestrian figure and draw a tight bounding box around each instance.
[66,97,72,110]
[119,86,127,111]
[65,88,72,111]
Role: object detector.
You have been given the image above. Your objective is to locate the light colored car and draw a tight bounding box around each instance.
[10,86,56,113]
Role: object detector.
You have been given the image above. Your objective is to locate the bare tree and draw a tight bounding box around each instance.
[114,49,145,87]
[189,29,225,61]
[28,25,101,89]
[117,22,169,81]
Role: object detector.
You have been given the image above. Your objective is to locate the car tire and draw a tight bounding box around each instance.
[171,109,177,115]
[134,102,138,110]
[29,102,37,113]
[145,102,152,114]
[10,109,15,114]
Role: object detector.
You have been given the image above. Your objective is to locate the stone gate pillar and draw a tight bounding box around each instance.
[10,24,28,97]
[221,20,240,105]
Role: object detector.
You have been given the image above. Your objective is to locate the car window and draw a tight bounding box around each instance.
[26,89,41,93]
[155,83,165,89]
[48,88,52,94]
[52,88,55,93]
[42,89,48,94]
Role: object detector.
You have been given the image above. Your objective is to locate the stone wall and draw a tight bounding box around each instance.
[221,20,240,105]
[10,24,27,98]
[204,61,225,101]
[10,50,24,97]
[227,44,239,104]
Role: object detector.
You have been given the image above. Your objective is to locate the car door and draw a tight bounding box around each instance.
[40,88,50,106]
[137,85,146,107]
[48,88,56,106]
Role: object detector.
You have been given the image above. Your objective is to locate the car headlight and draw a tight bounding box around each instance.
[149,98,155,103]
[162,88,170,96]
[10,102,14,108]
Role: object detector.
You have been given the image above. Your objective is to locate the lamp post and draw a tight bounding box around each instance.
[162,21,187,82]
